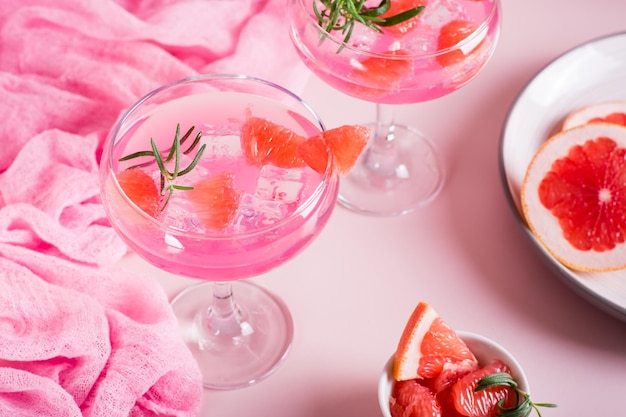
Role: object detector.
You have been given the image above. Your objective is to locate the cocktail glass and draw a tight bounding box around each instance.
[99,74,339,389]
[289,0,501,215]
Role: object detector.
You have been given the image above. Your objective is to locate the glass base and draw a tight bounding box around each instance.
[171,280,294,390]
[338,122,445,216]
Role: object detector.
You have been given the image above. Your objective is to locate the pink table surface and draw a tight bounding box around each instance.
[124,0,626,415]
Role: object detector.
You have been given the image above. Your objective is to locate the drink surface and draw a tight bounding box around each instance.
[290,0,500,104]
[103,91,338,281]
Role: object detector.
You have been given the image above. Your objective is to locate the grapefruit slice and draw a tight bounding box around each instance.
[299,125,370,176]
[187,171,241,230]
[116,168,161,217]
[561,101,626,131]
[353,49,413,89]
[240,116,307,169]
[240,116,369,175]
[437,20,483,67]
[393,302,478,382]
[521,122,626,272]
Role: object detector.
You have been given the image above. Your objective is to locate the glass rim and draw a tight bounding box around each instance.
[104,73,336,240]
[292,0,500,60]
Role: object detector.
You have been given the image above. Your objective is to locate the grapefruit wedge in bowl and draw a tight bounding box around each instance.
[378,302,554,417]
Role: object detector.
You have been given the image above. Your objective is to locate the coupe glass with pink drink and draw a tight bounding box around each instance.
[289,0,501,215]
[99,74,339,389]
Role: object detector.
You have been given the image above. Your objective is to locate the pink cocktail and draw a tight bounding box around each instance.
[289,0,501,215]
[100,74,339,389]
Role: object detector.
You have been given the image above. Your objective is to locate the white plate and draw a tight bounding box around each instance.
[500,31,626,323]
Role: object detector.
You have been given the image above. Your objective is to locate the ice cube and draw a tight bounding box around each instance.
[233,193,285,231]
[199,121,242,158]
[161,195,205,233]
[421,0,465,27]
[256,166,305,204]
[201,133,242,159]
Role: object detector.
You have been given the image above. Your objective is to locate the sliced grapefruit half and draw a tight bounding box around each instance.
[393,301,478,382]
[561,100,626,131]
[521,122,626,272]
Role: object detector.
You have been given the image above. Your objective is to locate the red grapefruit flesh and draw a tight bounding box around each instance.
[437,20,483,67]
[187,171,241,230]
[449,360,515,417]
[240,116,307,169]
[393,302,478,382]
[521,122,626,271]
[298,125,369,176]
[297,135,329,175]
[424,364,478,395]
[390,379,442,417]
[354,49,413,89]
[116,168,161,217]
[561,101,626,131]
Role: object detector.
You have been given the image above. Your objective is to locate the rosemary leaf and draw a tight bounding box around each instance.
[183,131,203,155]
[119,123,207,212]
[315,0,425,45]
[179,144,207,176]
[377,6,424,26]
[164,124,181,163]
[151,138,168,178]
[118,150,155,161]
[475,373,557,417]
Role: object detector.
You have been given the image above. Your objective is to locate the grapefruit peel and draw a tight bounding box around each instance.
[393,302,477,382]
[561,100,626,131]
[521,122,626,272]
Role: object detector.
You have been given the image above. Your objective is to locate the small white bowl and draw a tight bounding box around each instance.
[378,331,529,417]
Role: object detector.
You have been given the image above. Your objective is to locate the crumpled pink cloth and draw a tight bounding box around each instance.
[0,0,310,416]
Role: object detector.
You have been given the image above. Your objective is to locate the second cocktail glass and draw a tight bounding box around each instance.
[100,74,339,389]
[289,0,501,215]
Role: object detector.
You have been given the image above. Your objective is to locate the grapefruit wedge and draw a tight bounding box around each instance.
[561,101,626,131]
[241,115,369,175]
[521,122,626,272]
[393,302,478,382]
[299,125,369,176]
[116,168,161,217]
[240,116,307,168]
[187,171,242,230]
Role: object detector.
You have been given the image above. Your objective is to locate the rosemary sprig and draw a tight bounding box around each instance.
[119,123,206,209]
[476,372,557,417]
[314,0,425,47]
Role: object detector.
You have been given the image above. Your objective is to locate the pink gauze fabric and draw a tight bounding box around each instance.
[0,0,311,416]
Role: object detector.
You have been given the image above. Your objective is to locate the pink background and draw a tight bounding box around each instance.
[125,0,626,415]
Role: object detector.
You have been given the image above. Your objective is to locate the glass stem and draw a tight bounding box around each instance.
[364,103,402,177]
[195,282,249,349]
